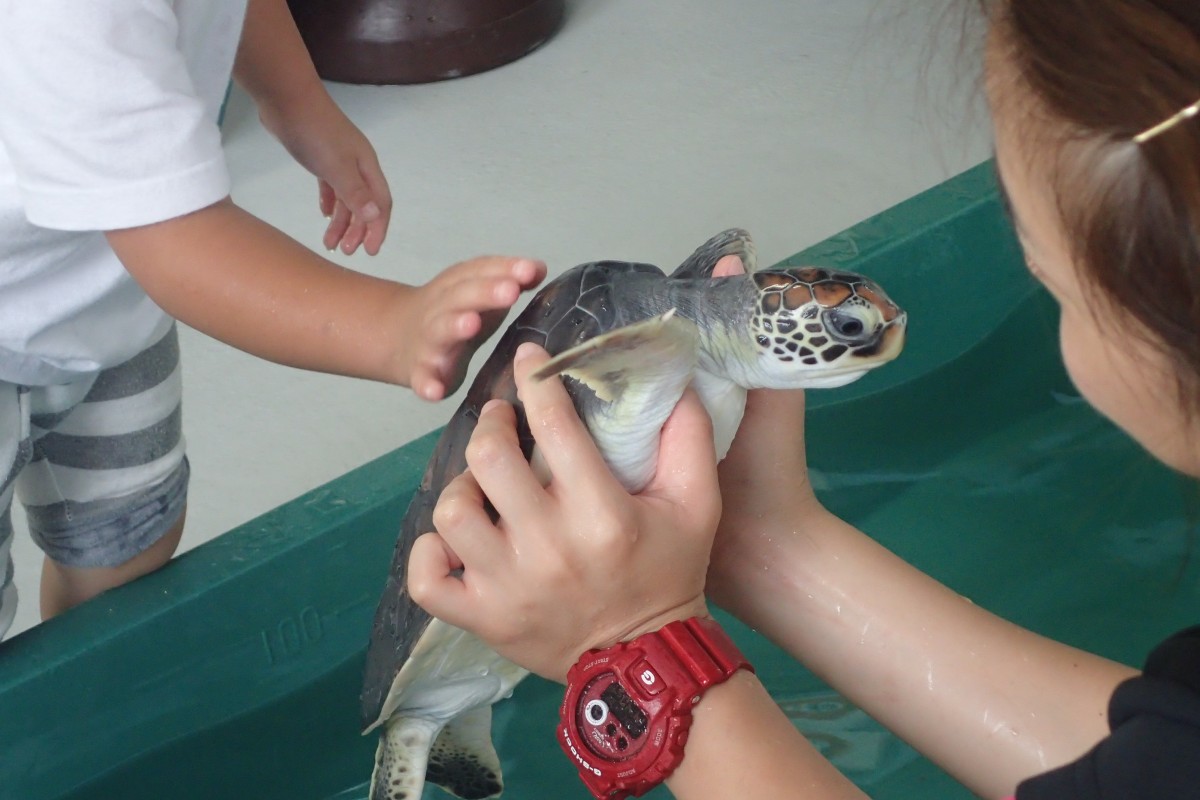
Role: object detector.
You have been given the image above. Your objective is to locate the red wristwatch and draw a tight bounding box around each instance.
[556,616,753,799]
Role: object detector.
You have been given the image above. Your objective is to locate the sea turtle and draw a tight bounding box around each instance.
[360,228,907,800]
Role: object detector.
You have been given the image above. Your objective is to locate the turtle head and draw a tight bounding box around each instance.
[742,267,907,389]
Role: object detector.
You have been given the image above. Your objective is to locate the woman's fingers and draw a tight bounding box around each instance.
[512,342,621,502]
[648,388,721,522]
[407,531,471,622]
[430,464,509,568]
[464,398,550,529]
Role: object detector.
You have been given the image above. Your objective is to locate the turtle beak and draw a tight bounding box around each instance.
[853,311,907,364]
[876,312,907,361]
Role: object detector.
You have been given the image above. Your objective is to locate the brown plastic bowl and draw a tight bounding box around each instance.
[287,0,566,85]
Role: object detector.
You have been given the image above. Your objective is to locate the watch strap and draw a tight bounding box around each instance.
[653,616,752,694]
[559,616,752,799]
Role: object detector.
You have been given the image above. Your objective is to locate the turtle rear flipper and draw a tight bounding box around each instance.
[366,618,527,799]
[427,705,505,799]
[532,310,701,492]
[369,707,504,800]
[369,716,440,800]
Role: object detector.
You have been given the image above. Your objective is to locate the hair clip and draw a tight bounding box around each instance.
[1133,98,1200,144]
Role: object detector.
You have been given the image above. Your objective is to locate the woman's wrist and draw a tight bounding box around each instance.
[549,598,711,685]
[707,496,836,619]
[606,599,713,653]
[557,616,755,798]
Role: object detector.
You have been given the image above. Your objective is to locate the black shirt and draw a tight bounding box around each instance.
[1018,626,1200,798]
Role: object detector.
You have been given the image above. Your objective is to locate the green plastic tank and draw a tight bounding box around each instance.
[2,163,1196,799]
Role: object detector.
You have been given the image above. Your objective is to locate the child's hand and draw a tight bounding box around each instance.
[408,343,721,682]
[257,94,393,257]
[313,120,392,257]
[402,255,547,401]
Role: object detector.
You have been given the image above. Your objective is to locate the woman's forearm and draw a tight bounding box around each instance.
[719,507,1136,798]
[667,670,868,799]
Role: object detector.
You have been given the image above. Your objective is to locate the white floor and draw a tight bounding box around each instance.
[7,0,991,637]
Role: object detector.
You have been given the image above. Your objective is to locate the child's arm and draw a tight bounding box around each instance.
[106,199,545,399]
[233,0,390,255]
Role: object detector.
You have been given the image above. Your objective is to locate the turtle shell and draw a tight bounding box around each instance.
[359,259,669,728]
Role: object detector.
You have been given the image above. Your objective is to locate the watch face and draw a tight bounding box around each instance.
[576,673,650,761]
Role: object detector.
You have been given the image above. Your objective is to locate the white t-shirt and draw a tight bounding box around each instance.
[0,0,248,385]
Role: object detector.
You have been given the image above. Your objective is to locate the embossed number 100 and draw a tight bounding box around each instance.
[261,607,323,666]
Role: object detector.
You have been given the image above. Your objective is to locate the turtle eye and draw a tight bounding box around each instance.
[822,306,876,345]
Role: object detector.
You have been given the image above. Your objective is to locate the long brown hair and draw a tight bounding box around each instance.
[987,1,1200,410]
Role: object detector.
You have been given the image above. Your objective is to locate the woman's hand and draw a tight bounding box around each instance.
[407,342,722,682]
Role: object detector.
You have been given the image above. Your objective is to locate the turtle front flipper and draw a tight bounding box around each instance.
[670,227,757,278]
[532,310,701,492]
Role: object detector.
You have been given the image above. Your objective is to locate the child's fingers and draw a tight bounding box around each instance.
[344,160,390,255]
[319,180,337,219]
[363,217,387,256]
[410,366,445,401]
[451,310,484,340]
[321,155,387,252]
[510,257,547,288]
[439,273,521,315]
[359,161,392,254]
[422,310,480,349]
[339,217,367,254]
[488,257,546,289]
[324,199,352,251]
[328,170,380,229]
[450,256,546,288]
[354,148,391,209]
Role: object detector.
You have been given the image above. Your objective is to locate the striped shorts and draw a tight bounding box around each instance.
[0,325,188,639]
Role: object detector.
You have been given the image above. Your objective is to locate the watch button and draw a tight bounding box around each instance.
[628,659,665,697]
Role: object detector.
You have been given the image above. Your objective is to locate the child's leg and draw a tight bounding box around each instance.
[16,325,189,620]
[0,507,18,637]
[0,385,32,639]
[39,508,185,618]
